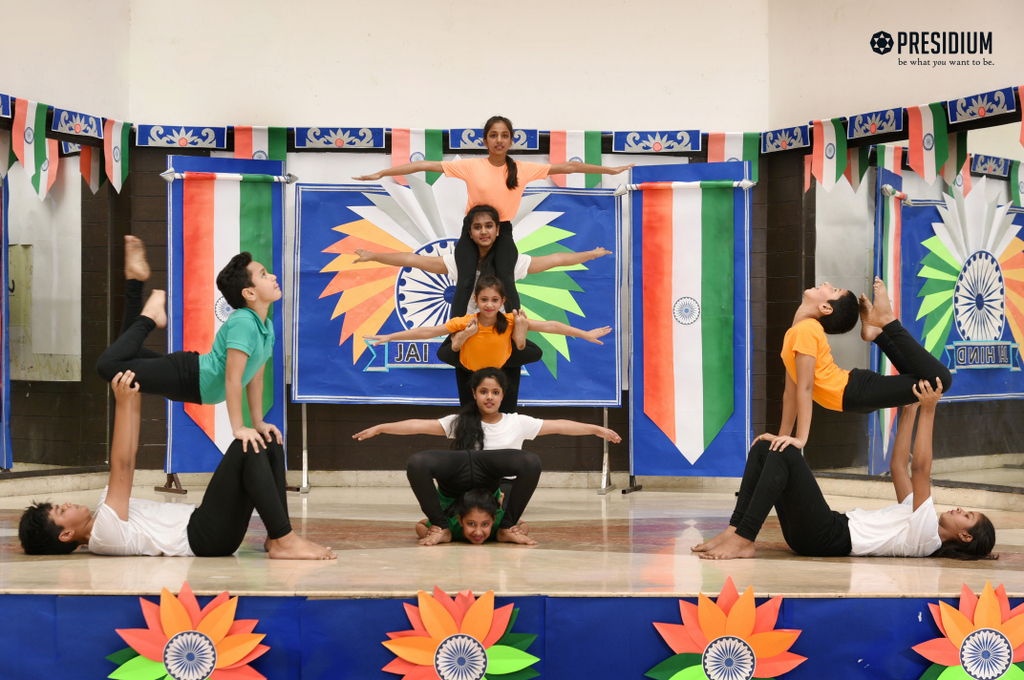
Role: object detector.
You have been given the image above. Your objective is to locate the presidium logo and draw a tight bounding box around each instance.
[870,29,993,56]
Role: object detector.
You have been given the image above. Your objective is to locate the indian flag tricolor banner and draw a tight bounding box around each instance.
[811,118,847,192]
[32,139,59,200]
[640,182,734,463]
[877,144,904,176]
[877,166,904,457]
[845,146,870,193]
[391,128,443,185]
[181,173,275,453]
[907,103,949,185]
[80,145,104,194]
[1012,161,1023,207]
[234,126,286,162]
[104,118,130,193]
[707,132,759,181]
[548,130,602,188]
[12,99,49,180]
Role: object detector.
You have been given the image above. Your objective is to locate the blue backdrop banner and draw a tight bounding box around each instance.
[0,178,10,469]
[291,180,622,406]
[629,162,752,477]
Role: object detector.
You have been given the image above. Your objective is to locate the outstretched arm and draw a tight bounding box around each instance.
[352,419,447,440]
[527,247,611,275]
[910,379,942,510]
[353,161,445,182]
[890,402,920,504]
[353,249,448,275]
[104,371,141,521]
[365,324,450,346]
[548,162,634,176]
[537,419,621,443]
[768,352,815,451]
[525,316,611,344]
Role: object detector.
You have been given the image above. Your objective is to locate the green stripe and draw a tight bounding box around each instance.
[855,146,870,182]
[701,187,734,449]
[239,179,275,426]
[929,102,949,174]
[831,118,848,183]
[742,132,760,182]
[30,104,48,194]
[120,123,131,185]
[584,130,602,188]
[1012,161,1022,207]
[424,129,443,185]
[267,127,287,162]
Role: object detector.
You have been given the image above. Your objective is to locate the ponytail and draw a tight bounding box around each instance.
[474,276,509,334]
[484,115,518,190]
[452,367,507,450]
[930,514,998,561]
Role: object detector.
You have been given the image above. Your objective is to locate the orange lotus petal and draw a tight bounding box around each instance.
[177,582,202,629]
[698,593,727,641]
[1014,647,1024,664]
[725,587,756,639]
[115,628,166,662]
[1010,602,1024,620]
[227,620,259,636]
[928,603,948,637]
[389,630,427,639]
[383,635,442,666]
[210,665,266,680]
[455,590,477,616]
[215,633,266,668]
[483,604,514,649]
[996,584,1011,623]
[653,622,703,654]
[197,596,239,645]
[461,592,495,642]
[383,657,418,675]
[940,601,975,648]
[752,596,782,635]
[339,285,393,341]
[432,587,463,628]
[679,601,709,650]
[417,591,458,640]
[959,583,978,621]
[975,582,1001,629]
[913,637,961,666]
[160,587,193,638]
[753,650,806,678]
[748,630,800,658]
[716,577,740,616]
[222,643,270,670]
[403,603,428,635]
[331,277,395,319]
[998,611,1024,650]
[201,592,231,619]
[139,598,164,637]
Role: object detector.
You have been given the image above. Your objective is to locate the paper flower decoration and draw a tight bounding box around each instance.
[647,577,806,680]
[913,581,1024,680]
[105,581,269,680]
[383,586,539,680]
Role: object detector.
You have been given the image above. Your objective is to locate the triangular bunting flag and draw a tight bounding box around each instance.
[707,132,760,181]
[32,139,59,200]
[877,144,904,176]
[390,128,443,185]
[908,102,949,184]
[103,119,130,193]
[80,145,105,194]
[1012,161,1023,207]
[804,154,812,193]
[844,146,869,192]
[12,98,48,179]
[811,118,847,191]
[549,130,603,187]
[234,126,287,162]
[941,131,967,186]
[0,128,11,179]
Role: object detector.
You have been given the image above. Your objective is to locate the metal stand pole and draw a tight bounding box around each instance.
[155,473,186,495]
[622,475,643,495]
[289,403,311,493]
[596,407,615,495]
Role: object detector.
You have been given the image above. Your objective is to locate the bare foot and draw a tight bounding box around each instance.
[415,519,430,539]
[512,310,529,349]
[517,521,530,536]
[419,527,452,546]
[691,526,736,553]
[859,294,881,342]
[497,526,538,545]
[267,533,337,560]
[124,235,151,281]
[141,290,167,329]
[867,277,896,328]
[698,534,756,560]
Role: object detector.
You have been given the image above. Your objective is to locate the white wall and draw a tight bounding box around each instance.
[127,0,771,131]
[0,0,130,118]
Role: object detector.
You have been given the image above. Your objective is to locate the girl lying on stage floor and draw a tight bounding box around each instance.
[365,276,610,412]
[692,379,996,561]
[19,371,335,560]
[353,367,621,546]
[765,276,953,453]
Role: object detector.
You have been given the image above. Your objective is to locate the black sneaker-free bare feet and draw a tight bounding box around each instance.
[691,525,736,553]
[698,533,756,560]
[124,235,151,281]
[867,277,897,328]
[859,294,882,342]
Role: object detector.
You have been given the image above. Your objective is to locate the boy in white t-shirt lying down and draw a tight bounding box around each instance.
[19,371,335,560]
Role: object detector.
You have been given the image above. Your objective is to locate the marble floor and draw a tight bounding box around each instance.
[1,484,1023,599]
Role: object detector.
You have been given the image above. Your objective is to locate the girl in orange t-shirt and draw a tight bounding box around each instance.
[365,276,610,411]
[355,115,631,315]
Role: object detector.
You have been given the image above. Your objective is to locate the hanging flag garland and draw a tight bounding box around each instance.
[390,128,443,185]
[707,132,760,181]
[12,98,48,180]
[80,145,105,195]
[811,117,847,192]
[234,126,287,161]
[845,146,870,192]
[104,118,130,194]
[908,102,949,185]
[549,130,603,187]
[1012,160,1023,207]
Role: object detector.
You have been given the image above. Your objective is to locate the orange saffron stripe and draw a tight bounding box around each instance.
[642,188,675,441]
[182,177,216,438]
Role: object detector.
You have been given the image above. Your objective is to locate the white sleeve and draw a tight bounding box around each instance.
[88,503,131,555]
[442,252,459,281]
[906,495,941,554]
[516,414,544,441]
[514,254,532,281]
[438,414,458,439]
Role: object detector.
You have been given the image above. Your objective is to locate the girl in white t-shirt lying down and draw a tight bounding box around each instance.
[692,378,996,561]
[353,367,621,546]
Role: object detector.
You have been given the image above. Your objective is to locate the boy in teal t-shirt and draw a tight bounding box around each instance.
[97,237,283,452]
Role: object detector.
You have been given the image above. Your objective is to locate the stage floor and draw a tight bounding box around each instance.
[2,484,1024,599]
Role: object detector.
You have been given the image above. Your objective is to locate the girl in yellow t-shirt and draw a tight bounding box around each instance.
[365,276,610,411]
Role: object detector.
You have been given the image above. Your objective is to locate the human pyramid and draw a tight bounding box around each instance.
[18,115,995,562]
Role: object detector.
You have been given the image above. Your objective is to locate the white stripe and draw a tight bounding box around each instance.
[213,180,241,453]
[251,126,269,158]
[90,149,101,193]
[110,121,124,193]
[918,105,937,184]
[409,128,426,161]
[22,101,37,177]
[820,120,837,191]
[565,130,586,188]
[722,133,745,163]
[671,188,704,463]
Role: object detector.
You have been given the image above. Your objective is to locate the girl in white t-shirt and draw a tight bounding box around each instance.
[353,367,620,546]
[692,379,996,561]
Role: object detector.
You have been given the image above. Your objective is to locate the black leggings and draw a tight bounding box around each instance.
[843,319,953,413]
[452,221,519,316]
[406,449,542,530]
[186,440,292,556]
[730,441,851,557]
[95,280,201,403]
